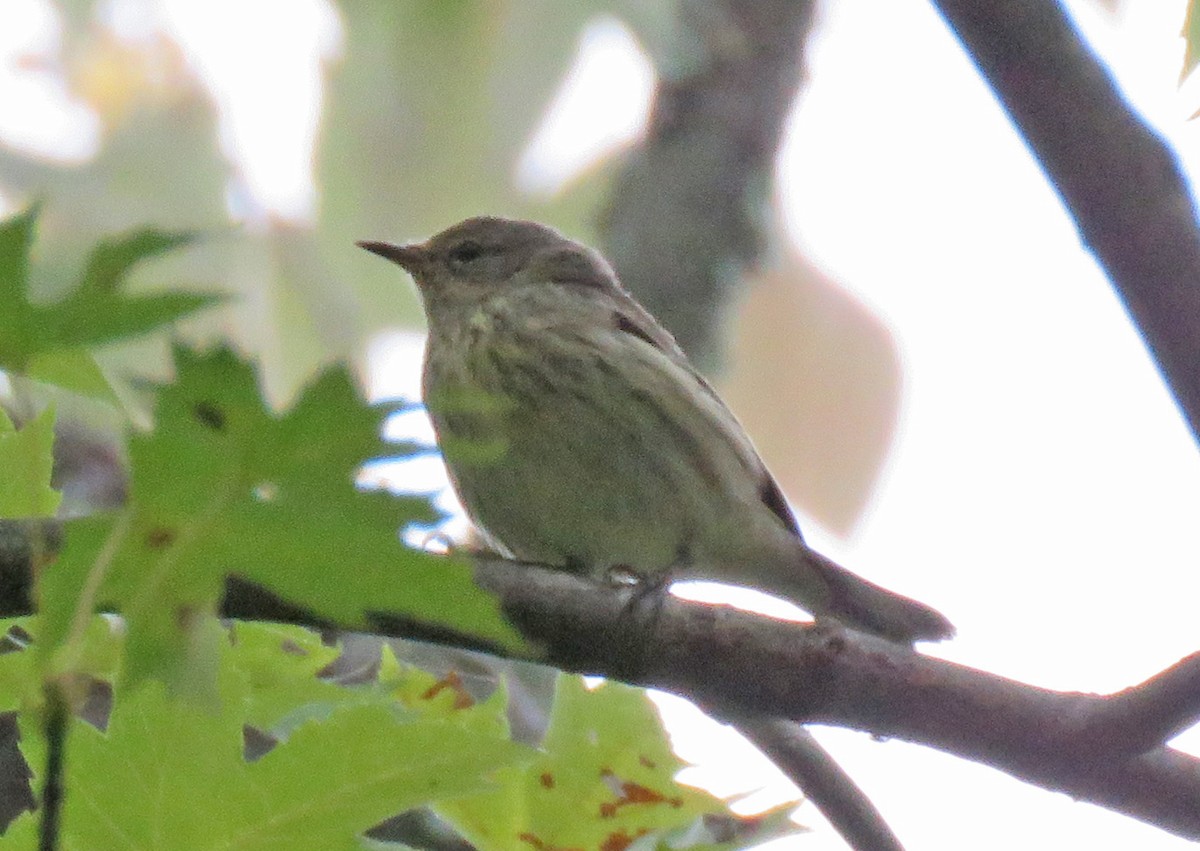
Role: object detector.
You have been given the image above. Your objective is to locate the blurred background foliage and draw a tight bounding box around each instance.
[2,0,657,398]
[0,0,898,536]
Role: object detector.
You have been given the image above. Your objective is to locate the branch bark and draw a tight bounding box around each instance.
[930,0,1200,445]
[1079,651,1200,761]
[255,557,1200,840]
[602,0,816,368]
[477,557,1200,841]
[10,548,1200,840]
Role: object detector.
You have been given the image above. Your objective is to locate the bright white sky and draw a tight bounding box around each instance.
[3,1,1200,849]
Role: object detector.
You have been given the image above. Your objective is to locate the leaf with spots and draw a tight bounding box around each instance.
[435,676,789,851]
[227,621,347,735]
[377,643,512,740]
[38,345,521,693]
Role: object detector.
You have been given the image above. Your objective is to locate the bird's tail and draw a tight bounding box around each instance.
[798,546,955,644]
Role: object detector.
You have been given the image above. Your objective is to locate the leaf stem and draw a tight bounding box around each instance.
[38,682,68,851]
[56,508,133,673]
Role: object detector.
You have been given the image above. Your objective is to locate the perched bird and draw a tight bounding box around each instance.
[359,217,952,643]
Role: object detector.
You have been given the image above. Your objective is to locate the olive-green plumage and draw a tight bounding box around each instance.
[359,217,952,644]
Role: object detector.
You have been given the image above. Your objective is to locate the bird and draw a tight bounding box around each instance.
[358,217,953,644]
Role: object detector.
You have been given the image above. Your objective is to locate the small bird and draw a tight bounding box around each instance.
[359,217,953,643]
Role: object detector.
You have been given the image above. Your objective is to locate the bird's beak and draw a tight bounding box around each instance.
[356,240,428,278]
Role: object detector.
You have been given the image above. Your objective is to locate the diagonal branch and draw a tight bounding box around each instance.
[929,0,1200,444]
[734,717,906,851]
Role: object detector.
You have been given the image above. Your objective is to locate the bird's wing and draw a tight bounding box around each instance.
[604,290,805,540]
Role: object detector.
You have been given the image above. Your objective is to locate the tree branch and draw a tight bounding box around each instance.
[929,0,1200,444]
[6,540,1200,838]
[17,550,1200,839]
[734,717,906,851]
[1079,651,1200,761]
[473,557,1200,839]
[602,0,816,368]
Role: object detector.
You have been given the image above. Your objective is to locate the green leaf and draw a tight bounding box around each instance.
[0,620,37,713]
[0,207,39,367]
[24,348,116,401]
[76,229,196,299]
[436,676,746,851]
[229,621,347,734]
[0,809,36,848]
[240,707,528,850]
[60,672,530,850]
[39,345,521,693]
[0,207,216,392]
[0,205,35,303]
[0,406,61,519]
[32,224,217,350]
[5,615,124,701]
[38,291,219,351]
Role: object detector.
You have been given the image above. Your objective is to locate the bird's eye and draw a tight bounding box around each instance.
[447,240,486,268]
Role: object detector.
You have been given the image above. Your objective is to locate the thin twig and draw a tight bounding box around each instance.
[736,717,906,851]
